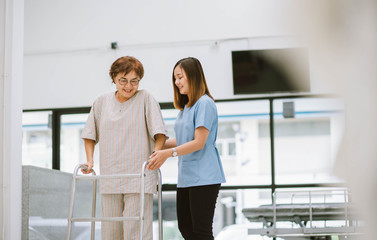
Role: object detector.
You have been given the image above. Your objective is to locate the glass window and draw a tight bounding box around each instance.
[22,111,52,169]
[159,109,180,185]
[59,113,100,173]
[216,188,275,240]
[228,142,236,156]
[217,100,271,186]
[273,98,345,184]
[216,143,223,155]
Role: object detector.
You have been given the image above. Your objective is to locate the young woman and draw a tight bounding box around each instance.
[81,56,168,240]
[148,57,226,240]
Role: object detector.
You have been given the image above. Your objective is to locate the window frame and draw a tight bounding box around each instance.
[22,94,346,196]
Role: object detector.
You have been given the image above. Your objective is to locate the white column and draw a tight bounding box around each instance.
[0,0,24,239]
[0,0,4,237]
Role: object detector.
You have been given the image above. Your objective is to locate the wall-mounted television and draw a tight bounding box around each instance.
[232,48,310,95]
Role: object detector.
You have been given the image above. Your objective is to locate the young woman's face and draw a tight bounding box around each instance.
[114,70,140,101]
[174,66,189,95]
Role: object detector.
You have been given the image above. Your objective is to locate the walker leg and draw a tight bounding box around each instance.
[66,170,78,240]
[140,162,148,240]
[90,176,97,240]
[157,169,163,240]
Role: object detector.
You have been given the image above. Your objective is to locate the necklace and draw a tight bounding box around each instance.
[115,92,126,112]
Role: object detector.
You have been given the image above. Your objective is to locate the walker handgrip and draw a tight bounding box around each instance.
[80,164,94,173]
[81,165,88,171]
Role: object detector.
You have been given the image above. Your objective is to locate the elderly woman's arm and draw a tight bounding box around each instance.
[82,138,95,174]
[153,134,167,152]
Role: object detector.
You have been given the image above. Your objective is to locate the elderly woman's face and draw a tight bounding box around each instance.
[114,70,140,102]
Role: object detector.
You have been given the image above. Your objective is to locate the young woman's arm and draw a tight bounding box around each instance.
[147,127,209,170]
[163,138,177,149]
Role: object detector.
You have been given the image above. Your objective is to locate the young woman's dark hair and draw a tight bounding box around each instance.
[172,57,213,110]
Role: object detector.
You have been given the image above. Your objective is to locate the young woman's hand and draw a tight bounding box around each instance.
[147,149,172,170]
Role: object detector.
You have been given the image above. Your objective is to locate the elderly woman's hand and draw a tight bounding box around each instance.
[147,149,171,170]
[81,161,94,174]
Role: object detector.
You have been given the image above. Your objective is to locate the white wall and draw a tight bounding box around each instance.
[23,0,328,110]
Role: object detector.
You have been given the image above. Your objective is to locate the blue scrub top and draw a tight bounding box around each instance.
[174,94,226,188]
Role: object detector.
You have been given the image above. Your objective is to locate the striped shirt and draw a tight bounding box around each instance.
[81,90,168,194]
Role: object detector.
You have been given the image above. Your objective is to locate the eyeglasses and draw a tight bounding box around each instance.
[117,78,140,86]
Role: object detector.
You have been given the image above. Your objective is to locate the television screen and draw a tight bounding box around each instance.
[232,48,310,95]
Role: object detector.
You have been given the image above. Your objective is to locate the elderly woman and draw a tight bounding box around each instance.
[81,56,168,240]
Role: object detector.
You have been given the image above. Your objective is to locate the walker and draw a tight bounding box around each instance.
[66,162,163,240]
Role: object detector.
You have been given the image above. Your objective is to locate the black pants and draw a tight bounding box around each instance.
[176,184,221,240]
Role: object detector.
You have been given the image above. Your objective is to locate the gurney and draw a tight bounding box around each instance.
[242,188,363,239]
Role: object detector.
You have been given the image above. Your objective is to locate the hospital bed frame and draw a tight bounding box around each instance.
[243,188,363,239]
[66,162,163,240]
